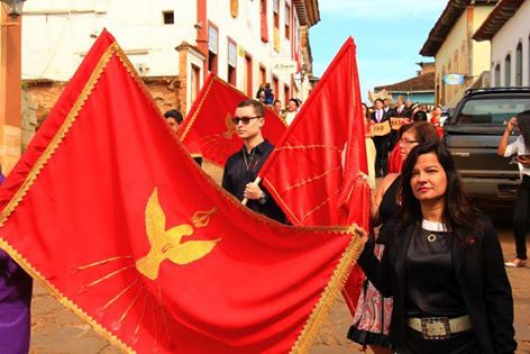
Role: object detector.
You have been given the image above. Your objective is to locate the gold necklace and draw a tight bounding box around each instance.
[242,148,256,171]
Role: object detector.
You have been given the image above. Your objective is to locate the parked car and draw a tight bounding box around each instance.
[443,87,530,206]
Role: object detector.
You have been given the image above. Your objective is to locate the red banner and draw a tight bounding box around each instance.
[0,30,365,353]
[257,37,370,314]
[259,37,369,228]
[179,74,286,166]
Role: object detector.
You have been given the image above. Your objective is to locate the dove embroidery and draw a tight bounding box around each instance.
[136,189,220,280]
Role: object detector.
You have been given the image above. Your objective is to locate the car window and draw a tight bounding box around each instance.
[457,97,530,126]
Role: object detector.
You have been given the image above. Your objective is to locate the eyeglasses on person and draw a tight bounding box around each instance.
[400,138,419,146]
[232,116,261,125]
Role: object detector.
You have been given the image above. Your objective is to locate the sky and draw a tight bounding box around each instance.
[310,0,448,102]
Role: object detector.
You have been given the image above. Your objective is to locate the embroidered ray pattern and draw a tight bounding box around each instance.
[257,37,371,313]
[0,30,365,353]
[178,74,286,166]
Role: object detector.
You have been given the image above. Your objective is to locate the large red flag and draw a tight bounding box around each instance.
[0,30,365,353]
[178,74,286,166]
[257,38,370,313]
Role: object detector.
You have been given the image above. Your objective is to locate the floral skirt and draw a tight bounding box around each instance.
[347,243,393,348]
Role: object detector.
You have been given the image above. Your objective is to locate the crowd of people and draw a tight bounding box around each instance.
[2,93,529,353]
[220,98,522,354]
[363,96,445,180]
[255,83,301,126]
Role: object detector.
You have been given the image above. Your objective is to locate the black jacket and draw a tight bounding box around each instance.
[370,110,391,124]
[359,217,516,354]
[391,105,412,119]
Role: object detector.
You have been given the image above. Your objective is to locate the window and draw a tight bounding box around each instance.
[260,65,267,86]
[505,54,511,87]
[273,0,280,28]
[260,0,269,42]
[516,43,523,86]
[285,3,291,39]
[228,39,237,86]
[461,42,467,73]
[191,64,201,103]
[494,64,501,87]
[441,67,446,105]
[163,11,174,24]
[208,23,219,74]
[245,53,253,97]
[284,84,290,103]
[273,76,279,101]
[458,97,530,126]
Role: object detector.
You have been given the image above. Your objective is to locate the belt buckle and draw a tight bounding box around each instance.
[420,317,451,340]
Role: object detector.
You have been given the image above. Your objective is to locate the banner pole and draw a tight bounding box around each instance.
[241,177,261,205]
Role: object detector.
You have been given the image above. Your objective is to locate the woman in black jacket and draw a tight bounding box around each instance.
[358,143,516,354]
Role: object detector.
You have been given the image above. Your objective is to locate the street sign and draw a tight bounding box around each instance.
[272,60,298,74]
[443,73,466,85]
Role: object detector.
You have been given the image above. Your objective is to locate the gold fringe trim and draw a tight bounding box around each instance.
[179,77,216,142]
[0,38,364,354]
[0,42,137,353]
[290,224,367,353]
[179,75,286,143]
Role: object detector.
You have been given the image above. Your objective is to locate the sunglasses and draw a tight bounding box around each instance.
[232,116,261,125]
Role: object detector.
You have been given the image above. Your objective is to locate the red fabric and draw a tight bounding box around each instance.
[178,74,285,166]
[260,11,269,42]
[388,143,402,174]
[258,38,370,315]
[435,126,444,139]
[0,30,359,353]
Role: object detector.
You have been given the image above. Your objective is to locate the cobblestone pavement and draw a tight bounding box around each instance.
[29,227,530,354]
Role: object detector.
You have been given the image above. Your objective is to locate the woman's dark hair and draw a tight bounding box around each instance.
[164,109,183,124]
[289,98,300,107]
[516,110,530,150]
[362,102,369,119]
[412,110,428,122]
[398,143,478,244]
[400,121,440,144]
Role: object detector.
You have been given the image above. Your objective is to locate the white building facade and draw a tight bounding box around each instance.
[474,0,530,87]
[21,0,319,112]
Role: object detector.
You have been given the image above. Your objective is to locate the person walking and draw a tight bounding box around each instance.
[371,99,391,177]
[0,167,33,354]
[348,122,440,353]
[358,143,516,354]
[498,111,530,267]
[222,99,285,222]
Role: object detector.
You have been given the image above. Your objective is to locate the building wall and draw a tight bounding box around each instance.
[207,0,299,106]
[472,6,495,78]
[435,13,468,107]
[434,5,494,107]
[21,0,307,113]
[490,0,530,87]
[22,0,196,80]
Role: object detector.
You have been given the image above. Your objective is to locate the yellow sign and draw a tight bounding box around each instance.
[372,121,391,136]
[390,117,404,130]
[136,189,221,280]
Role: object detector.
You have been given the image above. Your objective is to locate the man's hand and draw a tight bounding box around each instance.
[517,155,530,167]
[244,183,264,200]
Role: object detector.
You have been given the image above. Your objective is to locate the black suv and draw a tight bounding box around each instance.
[443,87,530,206]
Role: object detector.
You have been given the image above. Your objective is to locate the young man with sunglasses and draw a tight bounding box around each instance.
[221,99,285,223]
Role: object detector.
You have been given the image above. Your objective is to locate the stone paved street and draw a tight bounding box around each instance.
[28,225,530,353]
